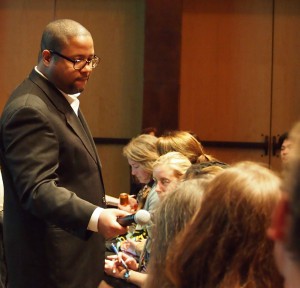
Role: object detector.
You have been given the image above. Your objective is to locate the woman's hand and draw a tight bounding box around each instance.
[104,258,125,278]
[120,238,146,257]
[106,252,139,271]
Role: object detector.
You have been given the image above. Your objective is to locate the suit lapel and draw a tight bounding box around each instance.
[78,111,102,167]
[65,111,98,164]
[78,110,105,191]
[29,69,98,164]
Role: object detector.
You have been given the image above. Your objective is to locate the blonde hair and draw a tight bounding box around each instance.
[123,134,159,174]
[153,151,191,179]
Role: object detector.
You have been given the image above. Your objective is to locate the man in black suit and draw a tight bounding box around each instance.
[0,19,128,288]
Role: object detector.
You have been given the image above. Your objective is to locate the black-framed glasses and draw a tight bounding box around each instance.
[49,50,100,70]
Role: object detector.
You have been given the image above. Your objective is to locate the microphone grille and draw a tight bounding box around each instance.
[134,209,151,225]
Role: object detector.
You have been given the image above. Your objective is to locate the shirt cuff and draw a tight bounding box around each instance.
[87,207,103,232]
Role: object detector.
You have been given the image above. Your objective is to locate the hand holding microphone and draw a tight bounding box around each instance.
[117,209,151,227]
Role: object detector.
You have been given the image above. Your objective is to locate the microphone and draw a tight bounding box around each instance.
[117,209,151,227]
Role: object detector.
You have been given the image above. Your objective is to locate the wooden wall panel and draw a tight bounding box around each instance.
[96,145,130,196]
[205,147,268,167]
[0,0,54,112]
[179,0,273,165]
[143,0,182,135]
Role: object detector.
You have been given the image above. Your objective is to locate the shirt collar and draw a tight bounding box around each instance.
[34,66,80,115]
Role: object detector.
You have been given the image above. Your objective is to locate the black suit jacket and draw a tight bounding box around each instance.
[0,69,107,288]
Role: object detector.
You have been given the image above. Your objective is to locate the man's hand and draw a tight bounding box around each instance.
[97,208,129,239]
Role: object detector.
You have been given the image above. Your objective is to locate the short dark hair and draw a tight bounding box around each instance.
[38,19,91,61]
[278,132,289,149]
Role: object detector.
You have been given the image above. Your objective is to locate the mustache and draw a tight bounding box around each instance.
[76,75,90,81]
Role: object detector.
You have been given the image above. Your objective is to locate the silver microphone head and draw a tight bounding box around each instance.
[134,209,151,225]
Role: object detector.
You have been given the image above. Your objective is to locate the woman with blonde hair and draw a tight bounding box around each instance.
[152,151,191,201]
[157,130,217,164]
[102,134,160,288]
[166,161,284,288]
[106,134,159,212]
[100,152,191,288]
[123,134,159,178]
[122,134,159,211]
[105,134,159,264]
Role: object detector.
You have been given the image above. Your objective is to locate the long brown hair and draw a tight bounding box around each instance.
[166,161,284,288]
[157,131,214,164]
[144,179,209,288]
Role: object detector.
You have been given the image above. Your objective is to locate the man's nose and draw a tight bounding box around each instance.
[80,62,93,72]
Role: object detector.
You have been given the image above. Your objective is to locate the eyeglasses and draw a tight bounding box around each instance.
[49,50,100,70]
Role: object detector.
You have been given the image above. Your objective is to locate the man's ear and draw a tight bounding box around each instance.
[41,50,52,66]
[267,193,290,241]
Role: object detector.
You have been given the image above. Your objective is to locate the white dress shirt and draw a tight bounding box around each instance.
[34,67,103,232]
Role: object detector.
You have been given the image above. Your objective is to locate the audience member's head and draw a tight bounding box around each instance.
[184,161,228,180]
[141,127,158,136]
[278,132,292,168]
[268,122,300,288]
[144,178,210,288]
[123,134,159,184]
[166,161,283,288]
[157,131,214,164]
[152,152,191,201]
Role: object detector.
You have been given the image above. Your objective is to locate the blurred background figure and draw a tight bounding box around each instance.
[166,161,284,288]
[268,122,300,288]
[278,132,292,169]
